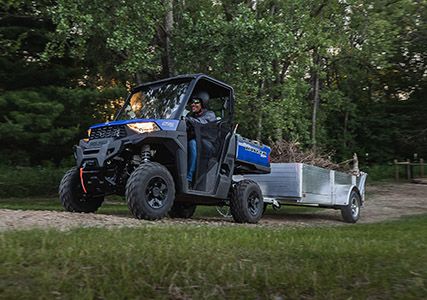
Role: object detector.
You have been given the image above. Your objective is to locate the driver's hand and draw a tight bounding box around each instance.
[185,116,195,130]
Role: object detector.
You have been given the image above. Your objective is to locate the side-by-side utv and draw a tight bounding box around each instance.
[59,74,271,223]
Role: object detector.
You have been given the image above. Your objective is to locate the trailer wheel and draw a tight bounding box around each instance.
[168,203,196,219]
[341,189,361,223]
[126,162,175,220]
[59,167,104,213]
[230,180,263,223]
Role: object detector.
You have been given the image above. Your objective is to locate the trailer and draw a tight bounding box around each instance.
[236,163,368,223]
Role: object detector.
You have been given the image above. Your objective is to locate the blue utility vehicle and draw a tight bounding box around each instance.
[59,74,270,223]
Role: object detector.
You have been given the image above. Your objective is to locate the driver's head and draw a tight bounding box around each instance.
[189,98,203,114]
[189,91,209,114]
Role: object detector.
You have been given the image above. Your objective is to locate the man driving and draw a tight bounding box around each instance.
[186,92,216,188]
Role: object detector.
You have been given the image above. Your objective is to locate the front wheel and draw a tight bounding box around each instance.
[230,180,264,223]
[126,162,175,220]
[59,167,104,213]
[341,190,361,223]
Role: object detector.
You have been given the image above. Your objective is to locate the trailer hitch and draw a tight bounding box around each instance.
[264,198,281,210]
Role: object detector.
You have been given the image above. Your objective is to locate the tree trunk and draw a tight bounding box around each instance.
[279,60,291,84]
[161,0,174,78]
[256,79,265,141]
[311,74,320,149]
[343,110,349,148]
[257,115,263,141]
[311,52,321,151]
[135,72,142,85]
[275,127,283,141]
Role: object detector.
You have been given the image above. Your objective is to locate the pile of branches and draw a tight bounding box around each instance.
[269,140,349,171]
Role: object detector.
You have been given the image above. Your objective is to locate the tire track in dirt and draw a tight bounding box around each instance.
[1,183,426,231]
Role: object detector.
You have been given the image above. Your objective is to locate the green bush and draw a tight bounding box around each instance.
[365,163,427,182]
[363,164,395,182]
[0,166,68,197]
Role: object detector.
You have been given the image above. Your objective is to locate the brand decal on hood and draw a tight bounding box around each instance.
[90,119,180,131]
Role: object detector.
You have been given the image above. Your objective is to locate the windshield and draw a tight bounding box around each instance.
[118,80,190,120]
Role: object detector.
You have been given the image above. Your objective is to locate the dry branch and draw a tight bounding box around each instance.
[270,140,352,172]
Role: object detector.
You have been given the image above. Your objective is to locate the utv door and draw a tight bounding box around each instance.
[188,79,234,193]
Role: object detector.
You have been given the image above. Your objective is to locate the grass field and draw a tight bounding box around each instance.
[1,208,426,299]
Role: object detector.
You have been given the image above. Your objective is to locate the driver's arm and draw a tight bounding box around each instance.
[186,111,216,125]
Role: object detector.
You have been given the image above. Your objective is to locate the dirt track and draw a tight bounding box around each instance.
[0,183,426,231]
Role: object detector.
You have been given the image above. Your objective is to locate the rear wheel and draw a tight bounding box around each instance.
[230,180,263,223]
[126,162,175,220]
[59,167,104,213]
[168,203,196,219]
[341,190,361,223]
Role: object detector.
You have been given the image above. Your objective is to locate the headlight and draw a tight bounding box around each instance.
[83,128,92,142]
[127,122,160,133]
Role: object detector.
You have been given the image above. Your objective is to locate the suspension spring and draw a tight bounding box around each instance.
[141,145,151,162]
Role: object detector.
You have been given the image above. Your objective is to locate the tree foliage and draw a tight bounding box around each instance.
[0,0,425,165]
[0,1,125,164]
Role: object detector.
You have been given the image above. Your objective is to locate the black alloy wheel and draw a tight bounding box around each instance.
[126,162,175,220]
[145,177,168,209]
[230,179,264,223]
[247,191,262,216]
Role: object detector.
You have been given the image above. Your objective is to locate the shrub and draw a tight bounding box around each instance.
[0,166,67,197]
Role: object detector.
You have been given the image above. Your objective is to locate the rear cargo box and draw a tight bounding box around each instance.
[234,135,271,174]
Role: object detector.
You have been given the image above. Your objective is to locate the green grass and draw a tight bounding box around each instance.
[1,215,426,299]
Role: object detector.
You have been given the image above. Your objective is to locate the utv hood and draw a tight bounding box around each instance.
[90,119,180,131]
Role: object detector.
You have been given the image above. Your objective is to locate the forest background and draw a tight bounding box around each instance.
[1,0,426,170]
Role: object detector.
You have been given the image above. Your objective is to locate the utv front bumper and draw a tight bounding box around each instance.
[75,137,123,168]
[74,137,125,196]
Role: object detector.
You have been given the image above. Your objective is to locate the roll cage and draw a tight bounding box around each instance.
[114,74,235,122]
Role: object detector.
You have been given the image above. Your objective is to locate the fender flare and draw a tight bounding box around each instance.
[345,185,362,206]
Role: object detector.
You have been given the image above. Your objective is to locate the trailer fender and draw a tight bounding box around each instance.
[344,186,362,207]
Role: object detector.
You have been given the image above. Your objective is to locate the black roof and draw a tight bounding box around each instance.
[132,74,233,93]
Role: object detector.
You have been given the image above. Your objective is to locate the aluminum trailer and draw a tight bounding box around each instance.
[236,163,368,223]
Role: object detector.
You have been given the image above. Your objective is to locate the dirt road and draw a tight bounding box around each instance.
[260,182,427,226]
[1,182,426,231]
